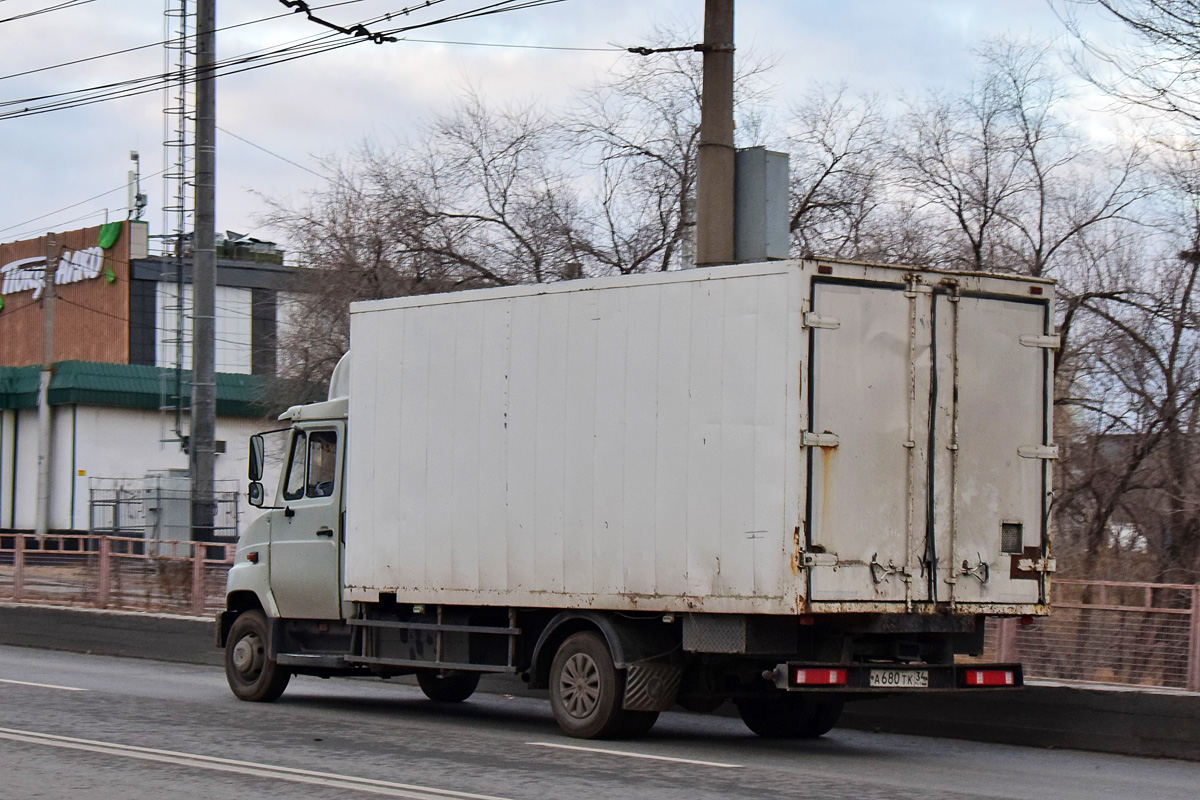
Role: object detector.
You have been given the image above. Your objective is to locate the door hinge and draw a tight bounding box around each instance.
[1020,334,1061,350]
[802,431,840,448]
[801,552,839,568]
[1018,444,1058,460]
[804,312,841,330]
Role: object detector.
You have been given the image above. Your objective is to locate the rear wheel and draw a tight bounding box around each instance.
[549,631,642,739]
[797,699,843,738]
[417,671,480,703]
[735,694,843,739]
[224,610,291,702]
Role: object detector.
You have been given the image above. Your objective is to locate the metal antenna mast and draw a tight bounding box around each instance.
[160,0,193,445]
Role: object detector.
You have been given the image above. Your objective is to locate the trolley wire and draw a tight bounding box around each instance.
[0,1,573,121]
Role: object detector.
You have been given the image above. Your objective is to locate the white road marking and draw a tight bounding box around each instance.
[0,727,513,800]
[527,741,742,769]
[0,678,86,692]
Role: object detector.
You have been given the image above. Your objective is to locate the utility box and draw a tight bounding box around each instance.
[734,147,790,262]
[143,469,191,552]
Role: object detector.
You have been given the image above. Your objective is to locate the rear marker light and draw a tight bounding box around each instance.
[795,668,847,685]
[965,669,1014,686]
[1030,286,1043,295]
[818,265,833,275]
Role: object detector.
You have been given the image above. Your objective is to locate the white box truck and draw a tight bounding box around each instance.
[218,258,1056,739]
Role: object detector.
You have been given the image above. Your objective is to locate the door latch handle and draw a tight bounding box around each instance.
[316,526,334,537]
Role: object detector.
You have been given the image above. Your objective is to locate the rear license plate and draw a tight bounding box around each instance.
[869,669,929,688]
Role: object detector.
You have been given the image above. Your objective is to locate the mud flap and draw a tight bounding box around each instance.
[622,660,682,711]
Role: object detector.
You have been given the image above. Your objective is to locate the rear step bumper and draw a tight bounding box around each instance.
[767,662,1024,692]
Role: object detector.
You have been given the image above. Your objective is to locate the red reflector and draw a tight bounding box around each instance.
[1029,286,1043,295]
[794,668,847,685]
[965,669,1014,686]
[818,265,833,275]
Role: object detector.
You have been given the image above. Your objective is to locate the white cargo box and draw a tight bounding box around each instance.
[344,259,1054,616]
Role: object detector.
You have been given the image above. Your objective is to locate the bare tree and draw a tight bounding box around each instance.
[982,40,1149,278]
[1052,148,1200,583]
[893,39,1148,279]
[896,68,1030,272]
[568,32,775,273]
[783,86,896,260]
[566,45,703,274]
[1060,0,1200,125]
[263,92,583,390]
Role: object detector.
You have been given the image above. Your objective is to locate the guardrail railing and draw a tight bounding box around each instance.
[989,579,1200,693]
[0,533,233,616]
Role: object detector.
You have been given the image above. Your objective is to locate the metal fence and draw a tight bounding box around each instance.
[985,579,1200,693]
[0,534,232,615]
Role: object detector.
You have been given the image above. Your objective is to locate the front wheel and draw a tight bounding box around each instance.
[224,610,291,702]
[549,631,644,739]
[417,671,480,703]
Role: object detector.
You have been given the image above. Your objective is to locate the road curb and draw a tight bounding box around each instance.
[1,603,1197,760]
[838,684,1200,761]
[0,602,222,667]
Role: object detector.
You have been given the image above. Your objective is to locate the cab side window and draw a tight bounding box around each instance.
[282,431,307,502]
[306,431,338,498]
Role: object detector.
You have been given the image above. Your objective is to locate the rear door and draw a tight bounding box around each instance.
[930,292,1052,605]
[805,278,929,603]
[805,274,1052,607]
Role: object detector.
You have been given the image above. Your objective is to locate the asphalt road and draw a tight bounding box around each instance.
[1,645,1197,800]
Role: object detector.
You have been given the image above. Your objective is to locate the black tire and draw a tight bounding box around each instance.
[735,694,843,739]
[619,710,660,738]
[797,699,843,738]
[676,694,724,714]
[224,610,291,702]
[549,631,638,739]
[417,671,481,703]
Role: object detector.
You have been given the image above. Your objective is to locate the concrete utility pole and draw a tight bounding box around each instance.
[191,0,217,544]
[695,0,735,267]
[35,233,59,539]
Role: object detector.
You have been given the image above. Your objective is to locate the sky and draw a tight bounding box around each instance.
[0,0,1133,253]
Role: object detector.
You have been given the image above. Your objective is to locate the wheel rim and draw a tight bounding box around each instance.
[231,633,264,680]
[559,652,601,719]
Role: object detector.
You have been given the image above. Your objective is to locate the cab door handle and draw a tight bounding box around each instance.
[316,526,334,537]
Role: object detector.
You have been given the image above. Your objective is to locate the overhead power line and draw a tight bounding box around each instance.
[0,0,367,83]
[0,0,577,122]
[217,126,324,178]
[404,36,617,52]
[0,0,95,25]
[0,165,170,237]
[278,0,450,44]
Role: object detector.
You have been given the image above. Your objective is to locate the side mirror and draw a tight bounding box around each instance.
[248,435,265,481]
[248,481,264,508]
